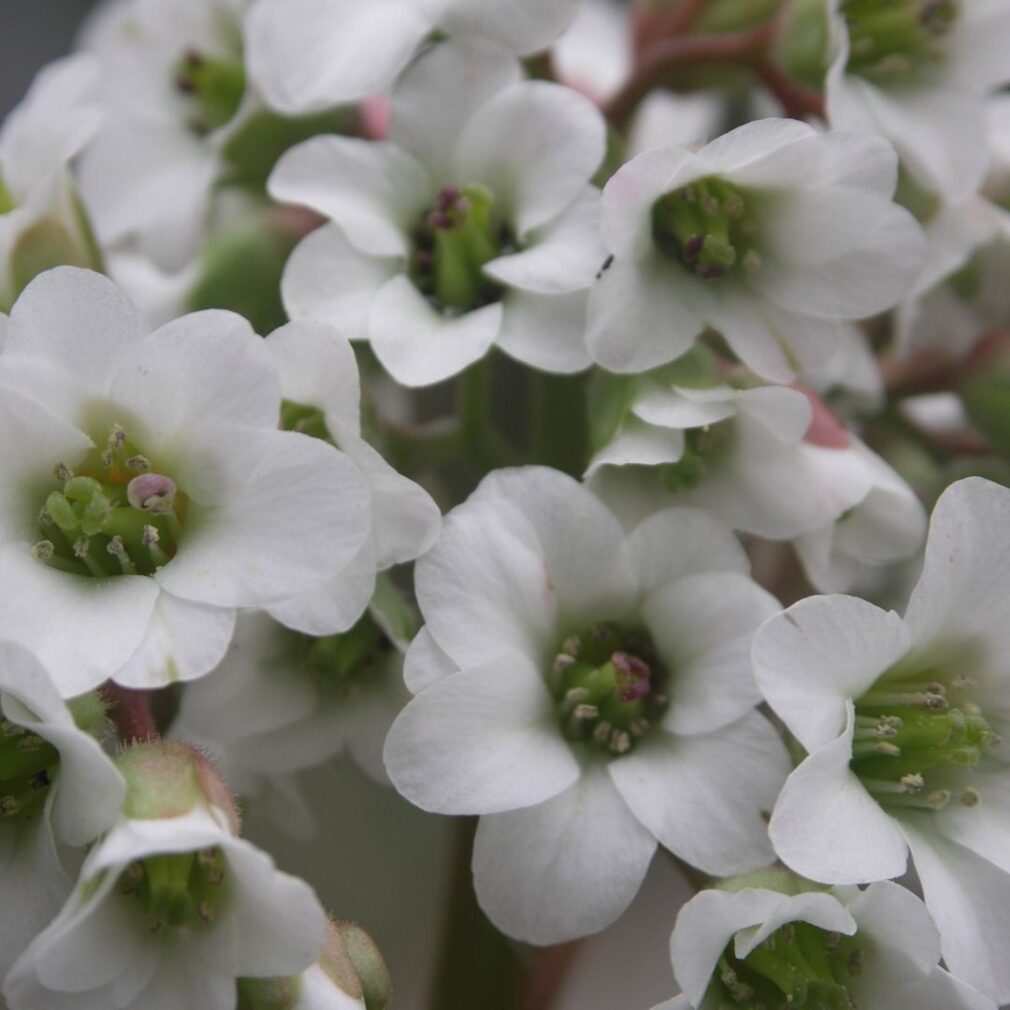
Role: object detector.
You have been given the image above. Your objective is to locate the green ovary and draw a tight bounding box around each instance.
[842,0,959,83]
[174,50,246,134]
[851,669,997,811]
[548,623,668,756]
[711,921,863,1010]
[33,423,188,579]
[652,177,761,281]
[118,847,227,932]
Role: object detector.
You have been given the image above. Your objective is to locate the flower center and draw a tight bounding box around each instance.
[843,0,959,83]
[301,612,394,695]
[411,184,510,313]
[659,420,734,492]
[174,48,246,136]
[851,669,998,812]
[0,719,58,821]
[280,401,330,442]
[118,847,228,932]
[548,623,668,756]
[712,921,863,1010]
[33,424,188,578]
[652,177,762,281]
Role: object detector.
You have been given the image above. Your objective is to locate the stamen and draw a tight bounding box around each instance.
[143,525,170,568]
[961,787,982,807]
[852,740,901,758]
[31,540,54,561]
[53,463,72,482]
[106,536,137,576]
[127,455,151,473]
[74,536,106,578]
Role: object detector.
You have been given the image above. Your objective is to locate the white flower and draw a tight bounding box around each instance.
[826,0,1010,199]
[656,876,994,1010]
[752,477,1010,1002]
[269,40,607,386]
[0,54,103,312]
[4,742,327,1010]
[384,466,789,945]
[239,966,364,1010]
[587,119,924,382]
[0,267,370,697]
[245,0,580,115]
[586,369,925,592]
[553,0,632,104]
[264,321,440,635]
[0,641,125,976]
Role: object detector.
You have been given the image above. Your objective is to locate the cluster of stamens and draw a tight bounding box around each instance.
[118,847,227,934]
[844,0,959,83]
[302,612,393,694]
[548,623,668,756]
[0,718,58,820]
[34,424,186,578]
[174,47,247,136]
[713,921,862,1010]
[411,184,508,313]
[852,671,997,812]
[652,177,761,281]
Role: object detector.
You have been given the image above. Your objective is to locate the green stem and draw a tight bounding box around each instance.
[429,819,526,1010]
[459,358,492,463]
[529,371,590,478]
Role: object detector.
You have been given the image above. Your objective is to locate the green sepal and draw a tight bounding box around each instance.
[236,977,302,1010]
[775,0,831,89]
[586,369,638,454]
[9,216,94,306]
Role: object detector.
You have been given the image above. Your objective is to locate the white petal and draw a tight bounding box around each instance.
[473,763,656,944]
[269,136,432,258]
[403,627,458,695]
[936,769,1010,874]
[867,970,998,1010]
[281,225,400,343]
[496,288,593,374]
[696,118,817,179]
[383,654,580,815]
[452,81,605,239]
[707,292,797,384]
[246,0,432,113]
[369,276,502,387]
[609,712,789,876]
[644,572,779,734]
[586,417,685,476]
[752,594,912,753]
[439,0,579,55]
[631,386,738,429]
[769,704,910,884]
[948,3,1010,92]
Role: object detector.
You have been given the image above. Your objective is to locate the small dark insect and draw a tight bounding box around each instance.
[596,254,615,280]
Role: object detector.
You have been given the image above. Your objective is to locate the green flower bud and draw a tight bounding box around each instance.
[331,922,393,1010]
[776,0,831,88]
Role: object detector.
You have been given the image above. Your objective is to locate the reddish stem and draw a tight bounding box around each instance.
[520,942,583,1010]
[753,58,826,120]
[632,0,710,61]
[101,683,160,743]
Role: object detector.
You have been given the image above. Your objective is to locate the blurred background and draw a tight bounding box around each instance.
[0,4,686,1008]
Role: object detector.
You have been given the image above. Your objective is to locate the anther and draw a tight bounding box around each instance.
[572,704,599,722]
[143,525,170,568]
[848,948,863,977]
[609,730,631,755]
[127,455,151,473]
[961,787,982,807]
[108,425,126,450]
[552,653,576,676]
[561,635,581,657]
[593,721,612,744]
[53,463,72,482]
[901,772,925,793]
[1,720,24,738]
[197,901,216,923]
[31,541,54,561]
[37,507,53,527]
[100,449,114,469]
[107,536,137,576]
[74,536,105,577]
[1,796,18,816]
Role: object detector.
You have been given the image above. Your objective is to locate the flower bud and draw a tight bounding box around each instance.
[331,922,393,1010]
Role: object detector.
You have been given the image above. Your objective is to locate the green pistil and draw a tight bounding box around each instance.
[0,720,58,820]
[659,421,732,493]
[852,673,997,811]
[843,0,959,83]
[711,922,861,1010]
[411,184,507,313]
[281,401,330,442]
[652,177,761,281]
[548,624,668,756]
[303,612,393,694]
[174,49,247,134]
[33,424,187,578]
[119,847,227,932]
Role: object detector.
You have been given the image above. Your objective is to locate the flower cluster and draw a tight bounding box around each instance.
[2,0,1010,1007]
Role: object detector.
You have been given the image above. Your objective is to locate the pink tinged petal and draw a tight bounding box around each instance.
[472,762,656,945]
[266,321,362,441]
[112,594,237,690]
[644,572,780,734]
[414,496,560,669]
[391,40,522,183]
[626,508,749,599]
[269,136,432,258]
[485,187,606,295]
[281,225,401,343]
[586,256,710,374]
[497,288,593,375]
[753,594,911,752]
[609,711,790,876]
[109,310,281,447]
[439,0,580,55]
[156,430,370,609]
[768,704,910,884]
[905,477,1010,660]
[403,627,459,695]
[368,275,503,387]
[246,0,433,114]
[382,655,580,815]
[266,538,376,637]
[900,817,1010,1004]
[452,81,606,239]
[473,466,637,625]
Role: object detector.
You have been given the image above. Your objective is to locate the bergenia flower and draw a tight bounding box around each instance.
[4,741,328,1010]
[753,477,1010,1002]
[384,466,788,944]
[0,267,370,696]
[826,0,1010,199]
[655,874,994,1010]
[246,0,580,114]
[270,40,607,386]
[0,641,125,976]
[587,119,924,382]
